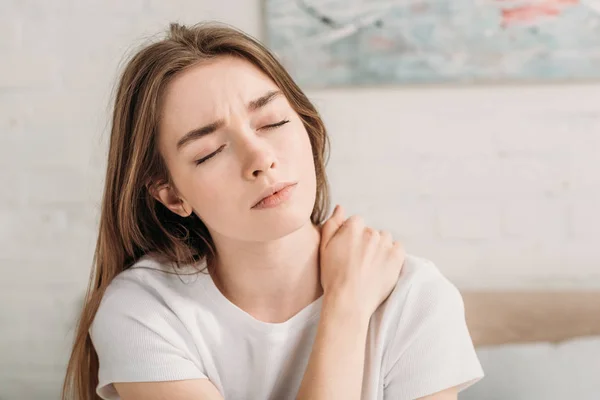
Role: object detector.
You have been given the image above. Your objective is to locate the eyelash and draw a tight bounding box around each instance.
[262,119,290,131]
[194,119,290,165]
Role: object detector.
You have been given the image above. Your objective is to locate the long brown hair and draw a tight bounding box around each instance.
[61,21,331,400]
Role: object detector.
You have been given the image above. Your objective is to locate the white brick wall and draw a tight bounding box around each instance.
[319,85,600,289]
[1,1,599,398]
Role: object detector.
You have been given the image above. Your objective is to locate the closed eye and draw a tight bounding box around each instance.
[195,145,225,165]
[195,120,290,166]
[261,119,290,130]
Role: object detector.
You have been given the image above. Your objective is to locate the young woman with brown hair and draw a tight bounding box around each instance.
[62,22,483,400]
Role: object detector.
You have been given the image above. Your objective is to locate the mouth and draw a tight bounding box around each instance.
[252,182,298,209]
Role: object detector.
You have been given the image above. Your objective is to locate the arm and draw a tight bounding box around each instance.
[114,379,224,400]
[297,205,405,399]
[417,386,458,400]
[296,294,371,400]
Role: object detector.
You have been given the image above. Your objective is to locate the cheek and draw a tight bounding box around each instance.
[186,173,235,227]
[283,122,313,161]
[296,128,316,170]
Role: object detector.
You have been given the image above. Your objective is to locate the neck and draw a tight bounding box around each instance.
[208,221,323,323]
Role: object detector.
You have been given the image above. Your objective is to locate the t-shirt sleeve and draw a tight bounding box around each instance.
[89,274,208,400]
[383,262,484,399]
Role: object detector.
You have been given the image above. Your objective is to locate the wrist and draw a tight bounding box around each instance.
[322,291,372,327]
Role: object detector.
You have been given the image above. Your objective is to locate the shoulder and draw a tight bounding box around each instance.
[380,253,467,355]
[91,253,209,339]
[97,253,208,307]
[390,253,464,314]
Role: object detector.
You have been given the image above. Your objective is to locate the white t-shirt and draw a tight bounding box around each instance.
[90,253,484,400]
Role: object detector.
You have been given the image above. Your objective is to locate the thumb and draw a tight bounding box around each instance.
[320,204,345,250]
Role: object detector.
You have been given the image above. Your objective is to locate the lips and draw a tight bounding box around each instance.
[252,182,297,208]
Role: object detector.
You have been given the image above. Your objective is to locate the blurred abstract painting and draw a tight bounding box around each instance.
[264,0,600,87]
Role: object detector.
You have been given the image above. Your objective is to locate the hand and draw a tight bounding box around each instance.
[319,205,406,320]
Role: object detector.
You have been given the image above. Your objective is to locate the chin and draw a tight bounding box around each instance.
[248,195,315,241]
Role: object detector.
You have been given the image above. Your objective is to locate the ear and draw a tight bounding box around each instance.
[147,181,193,218]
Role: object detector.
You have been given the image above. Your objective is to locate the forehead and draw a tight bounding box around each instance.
[161,56,280,122]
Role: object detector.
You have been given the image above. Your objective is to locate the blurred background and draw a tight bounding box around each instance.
[0,0,599,399]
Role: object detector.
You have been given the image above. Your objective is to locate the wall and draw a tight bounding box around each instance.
[1,1,599,398]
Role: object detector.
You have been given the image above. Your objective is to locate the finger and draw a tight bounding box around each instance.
[379,230,393,248]
[320,204,345,249]
[364,226,380,241]
[388,241,406,277]
[343,214,364,233]
[389,240,405,259]
[363,227,381,256]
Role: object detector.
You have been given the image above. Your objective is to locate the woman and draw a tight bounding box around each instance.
[62,22,483,400]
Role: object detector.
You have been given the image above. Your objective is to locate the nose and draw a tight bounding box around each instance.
[240,134,277,181]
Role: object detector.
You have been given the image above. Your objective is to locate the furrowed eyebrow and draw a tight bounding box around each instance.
[176,120,225,152]
[247,90,282,112]
[175,90,283,152]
